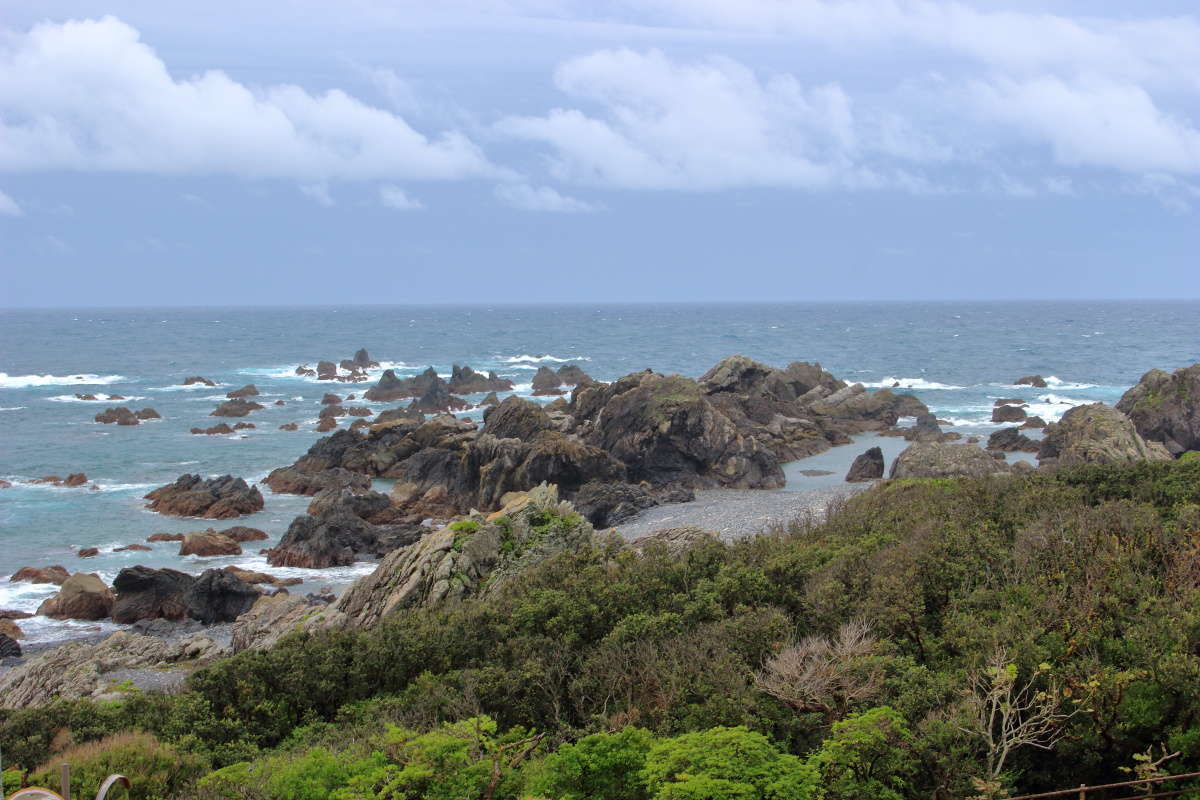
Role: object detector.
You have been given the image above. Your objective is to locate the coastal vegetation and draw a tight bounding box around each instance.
[4,456,1200,798]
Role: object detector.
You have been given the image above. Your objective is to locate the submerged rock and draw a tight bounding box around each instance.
[1016,375,1048,388]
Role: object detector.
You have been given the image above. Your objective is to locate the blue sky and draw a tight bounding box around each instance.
[1,1,1198,307]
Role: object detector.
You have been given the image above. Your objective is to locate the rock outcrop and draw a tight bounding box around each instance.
[135,408,161,420]
[10,565,70,585]
[1038,403,1171,467]
[186,569,259,624]
[268,488,421,568]
[112,566,195,623]
[263,466,372,495]
[845,447,885,482]
[191,423,235,435]
[531,366,565,396]
[211,398,264,417]
[0,631,226,709]
[0,633,20,659]
[1016,375,1048,388]
[95,406,139,425]
[182,376,216,387]
[144,474,264,518]
[1116,364,1200,456]
[179,530,243,557]
[557,364,592,386]
[992,405,1028,423]
[987,427,1040,453]
[36,573,114,620]
[448,365,515,395]
[889,442,1011,479]
[572,480,694,528]
[226,384,259,399]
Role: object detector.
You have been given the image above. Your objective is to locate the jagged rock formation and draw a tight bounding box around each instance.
[95,406,139,425]
[1116,363,1200,456]
[846,447,885,482]
[226,384,259,399]
[179,530,242,557]
[532,366,566,396]
[448,365,515,395]
[992,404,1028,423]
[144,474,264,518]
[112,566,194,623]
[1038,403,1171,467]
[211,398,264,417]
[987,427,1040,453]
[1016,375,1048,388]
[889,442,1011,479]
[268,488,422,568]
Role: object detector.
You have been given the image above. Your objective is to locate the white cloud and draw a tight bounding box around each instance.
[0,188,21,216]
[300,182,335,206]
[379,184,424,210]
[968,76,1200,174]
[498,49,933,191]
[494,183,596,212]
[0,17,500,181]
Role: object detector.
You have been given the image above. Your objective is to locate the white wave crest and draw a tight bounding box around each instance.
[495,354,590,364]
[1042,376,1097,390]
[48,393,144,403]
[0,406,25,411]
[0,372,126,388]
[859,377,965,390]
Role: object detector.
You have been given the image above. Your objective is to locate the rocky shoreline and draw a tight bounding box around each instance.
[3,354,1198,710]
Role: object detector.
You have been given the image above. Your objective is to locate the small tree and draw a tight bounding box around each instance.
[754,619,884,725]
[956,649,1077,784]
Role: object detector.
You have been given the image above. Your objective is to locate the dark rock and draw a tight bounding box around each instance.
[1020,416,1047,429]
[375,406,425,426]
[77,548,99,558]
[75,393,97,400]
[478,392,500,408]
[279,422,299,431]
[987,427,1040,453]
[211,398,265,417]
[111,566,195,623]
[1117,364,1200,456]
[557,364,593,385]
[845,447,884,481]
[320,404,348,419]
[409,378,468,414]
[531,366,565,396]
[572,480,693,528]
[9,565,70,585]
[351,348,378,368]
[903,413,945,442]
[135,408,161,420]
[147,533,184,542]
[182,376,216,387]
[482,396,555,441]
[1039,403,1171,467]
[448,365,514,395]
[1016,375,1048,388]
[295,365,316,377]
[992,405,1028,423]
[0,610,33,620]
[316,361,338,380]
[264,465,371,495]
[191,423,235,435]
[232,422,254,431]
[347,407,372,417]
[113,543,152,552]
[994,398,1026,407]
[0,634,20,659]
[316,417,338,432]
[95,406,139,425]
[144,474,264,518]
[62,472,88,487]
[321,393,343,405]
[185,569,259,624]
[365,367,442,402]
[226,384,260,399]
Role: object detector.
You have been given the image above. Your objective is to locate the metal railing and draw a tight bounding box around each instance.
[1009,771,1200,800]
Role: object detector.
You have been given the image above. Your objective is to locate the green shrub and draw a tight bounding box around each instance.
[28,731,208,800]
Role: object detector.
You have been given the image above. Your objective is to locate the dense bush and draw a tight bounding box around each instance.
[27,732,207,800]
[5,457,1200,798]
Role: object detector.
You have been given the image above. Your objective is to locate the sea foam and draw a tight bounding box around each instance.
[860,377,965,390]
[0,372,127,388]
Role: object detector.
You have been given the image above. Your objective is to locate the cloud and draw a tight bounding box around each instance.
[379,184,424,210]
[300,182,335,206]
[498,48,934,191]
[494,183,596,212]
[967,75,1200,174]
[0,17,500,181]
[0,188,21,216]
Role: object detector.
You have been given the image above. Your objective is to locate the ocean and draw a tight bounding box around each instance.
[2,301,1198,643]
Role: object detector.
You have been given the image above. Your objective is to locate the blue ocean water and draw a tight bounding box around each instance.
[1,301,1198,642]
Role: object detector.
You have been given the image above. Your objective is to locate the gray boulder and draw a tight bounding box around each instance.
[846,446,884,482]
[1038,403,1171,467]
[890,442,1010,479]
[1116,364,1200,455]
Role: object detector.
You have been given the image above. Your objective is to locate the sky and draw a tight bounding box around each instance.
[0,0,1198,307]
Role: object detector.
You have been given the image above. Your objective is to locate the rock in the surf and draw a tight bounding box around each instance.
[179,530,243,557]
[37,573,115,620]
[1116,363,1200,456]
[211,398,264,417]
[846,447,885,481]
[9,565,70,585]
[144,474,264,518]
[95,406,139,425]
